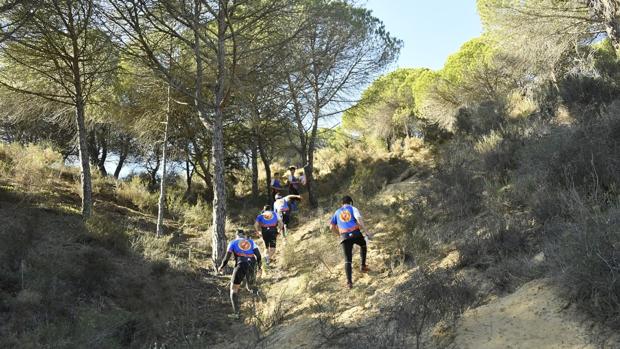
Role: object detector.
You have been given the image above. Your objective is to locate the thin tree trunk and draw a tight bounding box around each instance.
[305,91,321,209]
[257,137,272,205]
[113,154,126,179]
[113,138,129,179]
[156,82,171,237]
[70,15,92,218]
[97,128,108,176]
[251,144,259,200]
[192,0,226,268]
[184,148,193,196]
[148,147,160,191]
[75,100,93,218]
[210,3,228,268]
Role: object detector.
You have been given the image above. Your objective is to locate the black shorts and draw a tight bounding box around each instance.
[279,211,290,225]
[232,262,256,286]
[262,229,278,248]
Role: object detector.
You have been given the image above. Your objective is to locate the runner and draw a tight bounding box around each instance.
[254,205,283,267]
[329,195,372,289]
[287,166,301,211]
[217,230,262,318]
[274,193,302,239]
[287,166,301,195]
[271,172,283,200]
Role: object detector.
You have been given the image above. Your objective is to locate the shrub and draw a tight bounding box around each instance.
[182,199,212,227]
[82,213,131,254]
[114,177,158,213]
[358,268,474,349]
[0,143,64,190]
[547,209,620,327]
[457,224,530,270]
[435,141,483,217]
[62,246,115,296]
[454,101,507,138]
[349,157,410,198]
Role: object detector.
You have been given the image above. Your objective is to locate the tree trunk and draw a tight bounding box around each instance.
[192,0,227,268]
[184,149,194,196]
[97,127,108,176]
[257,137,272,205]
[75,100,93,218]
[147,147,160,191]
[305,90,321,209]
[113,138,129,179]
[156,83,171,237]
[251,144,259,200]
[210,3,228,269]
[87,129,98,167]
[71,20,92,218]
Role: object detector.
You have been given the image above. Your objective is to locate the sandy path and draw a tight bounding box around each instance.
[454,279,594,349]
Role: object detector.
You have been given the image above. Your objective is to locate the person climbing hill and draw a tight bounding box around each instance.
[287,166,301,211]
[329,195,372,289]
[274,193,302,239]
[254,205,283,267]
[271,172,283,200]
[217,230,263,319]
[287,166,301,195]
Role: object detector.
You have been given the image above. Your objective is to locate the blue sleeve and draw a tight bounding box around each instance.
[330,213,337,225]
[255,215,261,223]
[251,240,258,250]
[227,241,234,252]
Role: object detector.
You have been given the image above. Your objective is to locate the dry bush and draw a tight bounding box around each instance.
[114,176,158,213]
[181,199,212,227]
[356,268,474,349]
[547,207,620,328]
[456,223,530,271]
[434,140,483,217]
[277,237,299,271]
[252,289,295,332]
[0,143,65,190]
[82,213,131,254]
[454,101,508,138]
[349,157,411,198]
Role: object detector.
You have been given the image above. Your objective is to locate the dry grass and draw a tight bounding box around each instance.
[114,176,159,213]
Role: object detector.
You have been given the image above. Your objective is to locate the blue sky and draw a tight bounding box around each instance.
[365,0,483,70]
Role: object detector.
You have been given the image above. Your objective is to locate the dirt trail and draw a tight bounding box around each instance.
[453,279,595,349]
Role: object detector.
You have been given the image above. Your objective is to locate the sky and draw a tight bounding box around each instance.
[365,0,483,70]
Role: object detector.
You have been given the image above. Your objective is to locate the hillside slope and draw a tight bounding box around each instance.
[239,176,617,349]
[0,177,254,348]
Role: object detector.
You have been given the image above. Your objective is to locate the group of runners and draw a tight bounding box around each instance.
[217,166,373,318]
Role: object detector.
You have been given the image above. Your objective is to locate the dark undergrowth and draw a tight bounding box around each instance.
[0,146,248,348]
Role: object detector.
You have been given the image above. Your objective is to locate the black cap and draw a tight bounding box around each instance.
[342,195,353,205]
